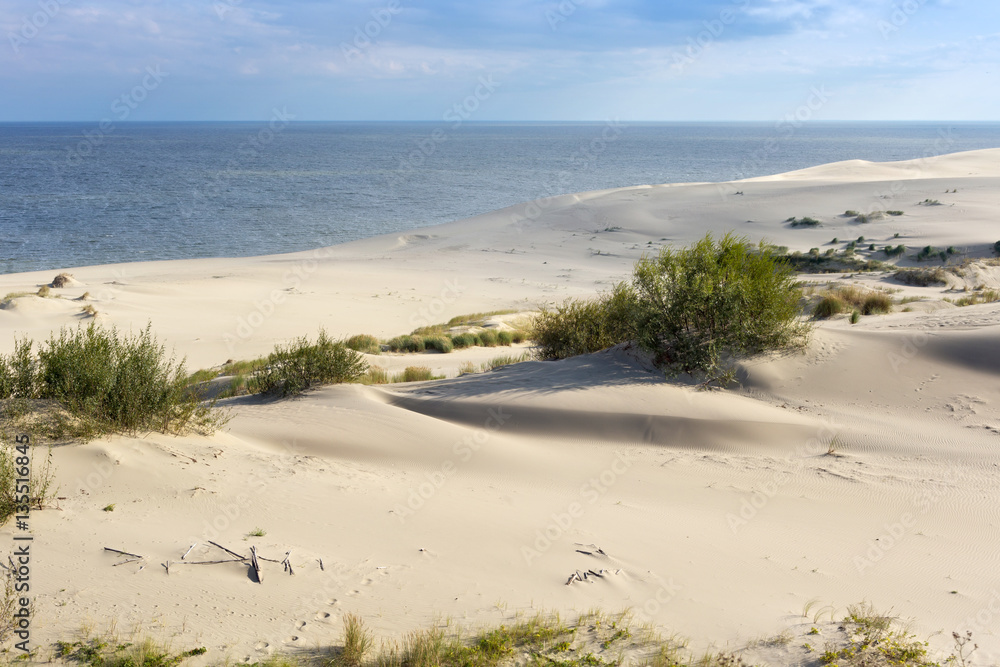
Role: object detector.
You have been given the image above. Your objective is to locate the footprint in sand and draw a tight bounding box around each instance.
[254,642,269,651]
[296,620,307,630]
[315,612,332,620]
[283,636,299,643]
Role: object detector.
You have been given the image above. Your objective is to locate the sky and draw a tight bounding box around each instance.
[0,0,998,121]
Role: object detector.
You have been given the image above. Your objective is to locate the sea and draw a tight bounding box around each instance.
[2,121,1000,275]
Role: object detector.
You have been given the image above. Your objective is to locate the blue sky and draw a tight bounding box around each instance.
[1,0,997,121]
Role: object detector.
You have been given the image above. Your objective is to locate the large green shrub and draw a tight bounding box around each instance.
[248,329,368,397]
[532,283,638,360]
[1,323,217,436]
[631,234,809,376]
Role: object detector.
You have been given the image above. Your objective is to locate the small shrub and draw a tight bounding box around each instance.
[894,268,947,286]
[248,329,368,397]
[789,217,821,227]
[861,292,892,315]
[883,244,906,257]
[532,283,637,361]
[450,332,480,349]
[51,273,73,288]
[844,210,859,217]
[887,210,904,216]
[857,236,865,243]
[102,504,115,512]
[423,336,454,354]
[386,335,425,353]
[920,199,941,205]
[36,285,50,298]
[994,240,1000,255]
[868,243,876,251]
[478,329,499,347]
[345,334,381,355]
[510,330,527,344]
[814,296,846,319]
[496,330,514,346]
[248,527,266,537]
[361,366,390,385]
[397,366,434,382]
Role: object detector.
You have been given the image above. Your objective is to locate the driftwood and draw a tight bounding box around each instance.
[181,543,197,560]
[112,558,142,567]
[318,558,324,571]
[281,551,294,575]
[105,547,144,559]
[249,545,262,584]
[207,541,246,560]
[175,558,245,565]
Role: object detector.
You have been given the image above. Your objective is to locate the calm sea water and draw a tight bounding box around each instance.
[2,121,1000,275]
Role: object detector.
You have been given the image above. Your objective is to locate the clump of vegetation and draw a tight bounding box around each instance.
[920,199,942,206]
[54,633,207,667]
[451,332,481,349]
[478,329,499,347]
[423,335,454,354]
[535,234,809,383]
[386,334,425,353]
[994,240,1000,255]
[916,245,948,262]
[844,210,859,217]
[850,310,861,324]
[883,244,906,258]
[887,210,904,216]
[532,283,637,361]
[820,603,938,667]
[894,268,947,286]
[360,366,390,385]
[50,273,74,288]
[855,212,884,223]
[787,217,819,228]
[248,329,368,398]
[948,289,1000,307]
[0,323,222,438]
[345,334,381,355]
[36,285,51,298]
[394,366,437,383]
[813,286,892,319]
[481,352,532,372]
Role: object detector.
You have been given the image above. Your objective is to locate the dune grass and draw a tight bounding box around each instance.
[813,286,893,319]
[43,603,980,667]
[346,334,382,355]
[894,268,947,287]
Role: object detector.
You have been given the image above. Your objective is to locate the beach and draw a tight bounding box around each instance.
[2,148,999,665]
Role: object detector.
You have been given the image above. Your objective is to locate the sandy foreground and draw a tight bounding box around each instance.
[2,148,1000,664]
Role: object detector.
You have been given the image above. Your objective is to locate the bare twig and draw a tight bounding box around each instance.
[105,547,144,559]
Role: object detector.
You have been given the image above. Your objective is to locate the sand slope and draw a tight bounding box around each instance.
[3,149,1000,664]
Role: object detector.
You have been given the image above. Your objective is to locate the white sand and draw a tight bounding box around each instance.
[2,148,1000,664]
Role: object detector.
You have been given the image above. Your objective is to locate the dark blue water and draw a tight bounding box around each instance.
[2,121,999,274]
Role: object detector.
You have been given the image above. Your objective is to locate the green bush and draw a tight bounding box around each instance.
[386,335,425,353]
[850,310,861,324]
[496,331,514,346]
[789,217,821,227]
[1,323,217,436]
[345,334,382,355]
[631,234,809,376]
[883,244,906,257]
[532,283,637,361]
[450,332,480,349]
[248,330,368,397]
[861,292,892,315]
[510,330,527,344]
[424,336,454,354]
[813,296,846,319]
[478,330,499,347]
[894,268,947,286]
[397,366,434,383]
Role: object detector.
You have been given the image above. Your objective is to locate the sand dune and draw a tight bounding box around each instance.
[3,149,1000,664]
